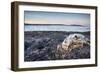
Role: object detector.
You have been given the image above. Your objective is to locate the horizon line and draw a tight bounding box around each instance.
[24,23,90,26]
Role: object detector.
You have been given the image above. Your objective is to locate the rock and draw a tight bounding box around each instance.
[24,31,90,61]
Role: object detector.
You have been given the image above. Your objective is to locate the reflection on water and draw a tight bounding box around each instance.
[24,24,90,32]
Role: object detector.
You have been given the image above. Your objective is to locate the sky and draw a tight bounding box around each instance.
[24,11,90,26]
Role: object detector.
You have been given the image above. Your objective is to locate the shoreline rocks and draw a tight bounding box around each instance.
[24,31,90,61]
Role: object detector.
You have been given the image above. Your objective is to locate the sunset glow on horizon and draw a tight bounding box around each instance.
[24,11,90,26]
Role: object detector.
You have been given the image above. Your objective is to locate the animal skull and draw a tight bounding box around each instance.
[62,33,90,51]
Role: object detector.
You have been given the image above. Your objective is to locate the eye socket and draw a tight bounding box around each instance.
[74,35,79,40]
[75,35,77,38]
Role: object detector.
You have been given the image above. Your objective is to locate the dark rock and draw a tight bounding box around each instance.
[24,31,90,61]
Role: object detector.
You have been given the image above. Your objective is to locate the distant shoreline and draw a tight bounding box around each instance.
[24,24,88,27]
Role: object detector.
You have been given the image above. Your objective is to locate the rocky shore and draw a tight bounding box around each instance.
[24,31,90,61]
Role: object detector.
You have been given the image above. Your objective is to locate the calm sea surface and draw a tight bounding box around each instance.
[24,24,90,32]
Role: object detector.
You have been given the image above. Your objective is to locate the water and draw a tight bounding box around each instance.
[24,24,90,32]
